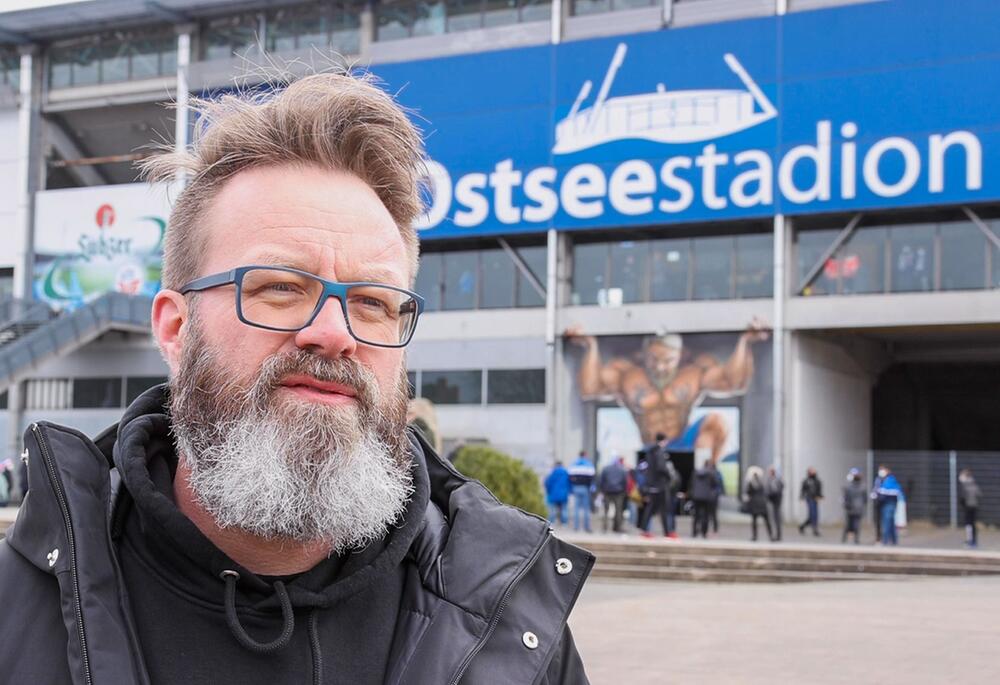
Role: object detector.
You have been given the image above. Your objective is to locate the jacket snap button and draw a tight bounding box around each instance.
[555,558,573,575]
[20,448,28,464]
[47,548,59,568]
[522,631,539,650]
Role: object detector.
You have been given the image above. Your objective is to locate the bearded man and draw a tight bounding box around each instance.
[0,73,592,684]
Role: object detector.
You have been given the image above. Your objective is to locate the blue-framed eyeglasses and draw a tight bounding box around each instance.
[178,265,424,348]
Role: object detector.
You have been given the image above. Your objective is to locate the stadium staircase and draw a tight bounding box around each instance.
[568,536,1000,583]
[0,294,153,389]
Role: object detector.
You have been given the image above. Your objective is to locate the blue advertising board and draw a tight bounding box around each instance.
[372,0,1000,240]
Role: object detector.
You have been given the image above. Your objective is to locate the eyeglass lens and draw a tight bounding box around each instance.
[239,268,417,345]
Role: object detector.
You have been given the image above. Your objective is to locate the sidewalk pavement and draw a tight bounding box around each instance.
[554,508,996,551]
[570,575,1000,684]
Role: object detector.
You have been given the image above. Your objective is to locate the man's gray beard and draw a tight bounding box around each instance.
[169,313,414,552]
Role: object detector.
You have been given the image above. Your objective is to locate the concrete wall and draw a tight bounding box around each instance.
[0,108,20,269]
[787,332,878,524]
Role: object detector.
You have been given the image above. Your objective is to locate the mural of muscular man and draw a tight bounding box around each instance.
[565,320,768,464]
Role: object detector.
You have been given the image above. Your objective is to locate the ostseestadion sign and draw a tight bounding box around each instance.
[373,0,998,240]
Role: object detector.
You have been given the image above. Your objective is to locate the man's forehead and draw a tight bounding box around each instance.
[201,165,407,282]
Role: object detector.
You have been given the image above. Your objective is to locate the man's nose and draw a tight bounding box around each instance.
[293,296,358,358]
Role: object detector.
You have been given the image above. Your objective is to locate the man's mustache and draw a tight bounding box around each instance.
[255,351,380,410]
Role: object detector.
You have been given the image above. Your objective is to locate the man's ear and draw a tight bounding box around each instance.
[152,289,188,372]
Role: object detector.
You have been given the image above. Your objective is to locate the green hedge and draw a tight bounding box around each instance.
[452,444,547,518]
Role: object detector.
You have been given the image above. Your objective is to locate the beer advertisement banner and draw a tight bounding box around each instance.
[33,183,171,310]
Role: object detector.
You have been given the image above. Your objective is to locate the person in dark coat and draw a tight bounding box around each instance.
[597,455,628,533]
[688,462,719,538]
[842,468,866,544]
[0,73,591,684]
[639,434,677,538]
[798,468,823,536]
[765,466,784,541]
[958,468,982,548]
[743,466,773,542]
[544,460,571,526]
[708,461,724,534]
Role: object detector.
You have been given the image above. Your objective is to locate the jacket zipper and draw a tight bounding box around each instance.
[33,423,94,685]
[448,530,550,685]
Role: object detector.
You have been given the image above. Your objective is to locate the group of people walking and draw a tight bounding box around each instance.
[547,450,986,550]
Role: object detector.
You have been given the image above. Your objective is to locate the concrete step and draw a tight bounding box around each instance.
[589,564,916,584]
[572,538,1000,567]
[592,551,1000,576]
[566,536,1000,582]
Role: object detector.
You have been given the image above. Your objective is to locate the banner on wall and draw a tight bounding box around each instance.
[567,326,772,496]
[371,0,1000,239]
[33,183,172,310]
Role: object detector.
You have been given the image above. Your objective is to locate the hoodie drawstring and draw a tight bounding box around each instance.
[220,570,295,654]
[309,608,323,685]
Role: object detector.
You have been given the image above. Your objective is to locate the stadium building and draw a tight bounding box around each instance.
[1,0,998,523]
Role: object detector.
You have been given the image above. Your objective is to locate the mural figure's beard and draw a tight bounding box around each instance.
[169,312,413,551]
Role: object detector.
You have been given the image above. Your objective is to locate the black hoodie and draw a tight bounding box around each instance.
[0,385,593,684]
[114,387,428,683]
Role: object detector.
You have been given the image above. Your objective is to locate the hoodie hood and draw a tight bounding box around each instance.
[112,385,430,612]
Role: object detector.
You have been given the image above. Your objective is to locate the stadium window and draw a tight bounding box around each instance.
[414,252,443,312]
[650,238,690,302]
[609,241,646,304]
[99,40,130,83]
[487,369,545,404]
[73,377,123,409]
[571,0,655,17]
[202,13,260,61]
[572,242,609,305]
[939,221,987,291]
[0,391,6,410]
[1,49,20,88]
[420,370,482,405]
[480,249,516,309]
[0,268,13,301]
[692,236,734,300]
[126,377,167,405]
[377,0,546,40]
[889,223,935,293]
[442,250,478,310]
[796,229,839,296]
[266,3,361,55]
[48,27,175,88]
[735,234,774,299]
[515,245,547,307]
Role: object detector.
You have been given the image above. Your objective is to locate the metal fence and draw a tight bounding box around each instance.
[870,450,1000,527]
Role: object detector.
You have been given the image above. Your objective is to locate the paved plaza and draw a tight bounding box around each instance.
[570,576,1000,684]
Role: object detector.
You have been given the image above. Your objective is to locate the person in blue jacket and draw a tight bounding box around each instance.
[875,466,904,545]
[544,460,572,526]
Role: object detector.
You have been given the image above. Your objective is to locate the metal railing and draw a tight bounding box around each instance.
[0,293,152,390]
[870,450,1000,527]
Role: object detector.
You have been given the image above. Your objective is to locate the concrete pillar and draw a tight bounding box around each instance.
[9,44,42,461]
[175,26,192,172]
[550,0,563,44]
[359,2,375,58]
[13,45,42,301]
[545,228,559,463]
[662,0,674,27]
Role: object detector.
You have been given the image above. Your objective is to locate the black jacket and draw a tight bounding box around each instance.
[688,468,717,504]
[0,387,593,684]
[596,462,627,495]
[743,479,769,516]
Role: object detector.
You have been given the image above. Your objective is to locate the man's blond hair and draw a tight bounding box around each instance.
[140,72,426,289]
